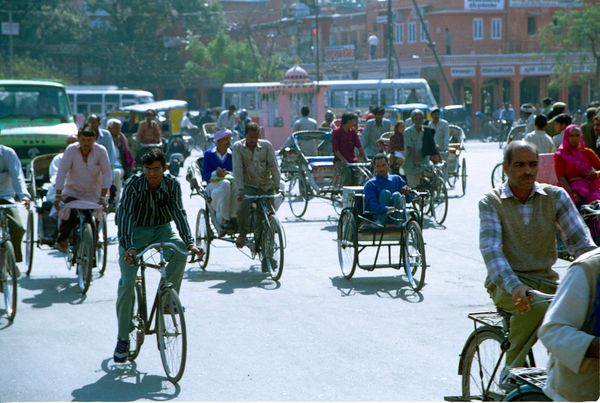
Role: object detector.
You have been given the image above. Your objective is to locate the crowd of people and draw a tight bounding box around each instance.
[1,97,598,401]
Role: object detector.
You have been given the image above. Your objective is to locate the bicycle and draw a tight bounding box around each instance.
[446,290,554,401]
[60,200,107,294]
[127,241,199,383]
[0,204,19,321]
[416,164,448,225]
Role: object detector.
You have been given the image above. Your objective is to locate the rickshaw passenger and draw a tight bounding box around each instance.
[202,129,236,232]
[383,121,406,174]
[524,114,555,154]
[332,112,368,186]
[364,153,412,226]
[216,105,237,130]
[292,106,318,132]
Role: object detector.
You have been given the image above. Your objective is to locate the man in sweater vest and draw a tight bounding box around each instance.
[539,247,600,401]
[479,140,597,390]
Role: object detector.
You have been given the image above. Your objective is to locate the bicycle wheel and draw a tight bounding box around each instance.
[261,215,284,281]
[460,158,467,196]
[287,175,309,218]
[195,209,210,270]
[24,209,34,276]
[97,214,108,275]
[461,327,505,401]
[402,220,426,292]
[1,242,18,321]
[490,162,505,188]
[431,181,448,225]
[128,282,145,361]
[156,287,187,383]
[337,208,357,279]
[77,223,94,294]
[504,386,551,401]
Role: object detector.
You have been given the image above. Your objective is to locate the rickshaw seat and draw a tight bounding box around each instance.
[306,156,335,166]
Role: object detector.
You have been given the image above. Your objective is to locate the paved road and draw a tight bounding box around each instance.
[0,142,567,402]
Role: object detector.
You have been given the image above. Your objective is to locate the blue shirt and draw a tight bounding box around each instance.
[97,128,117,167]
[202,147,233,182]
[364,174,411,214]
[0,145,30,202]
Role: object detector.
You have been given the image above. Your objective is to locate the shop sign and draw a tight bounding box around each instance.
[481,66,515,76]
[520,65,555,75]
[400,68,421,78]
[464,0,504,10]
[451,67,476,77]
[509,0,582,7]
[324,44,355,62]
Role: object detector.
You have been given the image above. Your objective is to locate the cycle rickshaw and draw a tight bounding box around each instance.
[25,153,108,293]
[444,124,467,196]
[336,187,427,291]
[280,130,372,218]
[490,125,526,188]
[186,159,285,281]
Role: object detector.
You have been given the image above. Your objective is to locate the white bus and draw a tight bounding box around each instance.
[222,78,436,121]
[66,86,155,117]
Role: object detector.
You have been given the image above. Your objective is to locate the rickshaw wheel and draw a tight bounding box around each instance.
[25,209,34,276]
[287,175,309,218]
[461,158,467,196]
[195,209,211,270]
[337,208,357,279]
[403,220,426,291]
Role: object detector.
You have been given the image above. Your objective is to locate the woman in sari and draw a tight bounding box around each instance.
[554,124,600,205]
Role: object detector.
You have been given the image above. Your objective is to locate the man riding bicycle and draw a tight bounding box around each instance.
[0,145,31,266]
[54,126,112,252]
[113,148,203,363]
[232,122,280,252]
[478,140,596,391]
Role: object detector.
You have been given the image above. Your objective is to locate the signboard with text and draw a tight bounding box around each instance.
[509,0,582,7]
[451,67,476,77]
[464,0,504,10]
[324,45,355,62]
[1,22,19,36]
[481,66,515,76]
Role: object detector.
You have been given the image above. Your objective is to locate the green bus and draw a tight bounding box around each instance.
[0,80,77,168]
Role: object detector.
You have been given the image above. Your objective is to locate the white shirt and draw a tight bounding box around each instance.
[429,118,450,152]
[292,116,318,132]
[553,130,565,149]
[368,35,379,46]
[216,110,235,130]
[524,130,555,154]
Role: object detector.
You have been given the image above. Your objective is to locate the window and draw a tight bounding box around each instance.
[420,21,429,43]
[408,22,416,43]
[380,88,394,106]
[473,18,483,40]
[527,16,536,35]
[395,23,404,44]
[330,90,353,108]
[356,90,378,108]
[491,18,502,40]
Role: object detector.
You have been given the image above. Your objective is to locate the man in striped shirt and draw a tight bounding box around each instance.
[478,140,596,390]
[113,148,203,363]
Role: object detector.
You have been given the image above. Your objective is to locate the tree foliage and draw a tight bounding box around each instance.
[0,55,70,82]
[538,2,600,99]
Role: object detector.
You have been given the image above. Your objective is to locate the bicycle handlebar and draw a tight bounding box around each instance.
[135,242,202,264]
[244,192,283,201]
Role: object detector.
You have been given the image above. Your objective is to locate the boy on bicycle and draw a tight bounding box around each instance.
[113,148,203,363]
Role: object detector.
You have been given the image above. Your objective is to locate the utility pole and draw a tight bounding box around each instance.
[411,0,457,104]
[387,0,393,78]
[8,10,14,76]
[315,0,320,91]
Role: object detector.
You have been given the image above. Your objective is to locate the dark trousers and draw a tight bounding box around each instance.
[56,197,93,243]
[0,199,25,263]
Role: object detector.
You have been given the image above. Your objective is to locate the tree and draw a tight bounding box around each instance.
[184,32,261,84]
[0,55,70,82]
[538,2,600,101]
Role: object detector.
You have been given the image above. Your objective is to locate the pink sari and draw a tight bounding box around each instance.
[555,124,600,204]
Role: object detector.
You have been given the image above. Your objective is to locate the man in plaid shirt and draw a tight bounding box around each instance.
[478,140,596,391]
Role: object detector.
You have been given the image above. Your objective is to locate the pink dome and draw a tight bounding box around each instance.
[283,65,310,82]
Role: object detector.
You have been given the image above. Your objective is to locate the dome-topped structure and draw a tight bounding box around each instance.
[283,65,310,82]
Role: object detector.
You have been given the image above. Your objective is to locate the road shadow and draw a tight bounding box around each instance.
[184,266,281,294]
[421,216,447,230]
[71,358,180,401]
[0,316,14,330]
[18,276,87,308]
[330,275,425,303]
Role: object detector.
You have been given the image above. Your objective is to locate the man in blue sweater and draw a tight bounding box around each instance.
[364,153,412,225]
[202,129,235,232]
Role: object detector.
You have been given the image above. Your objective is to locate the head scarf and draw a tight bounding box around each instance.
[555,124,592,176]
